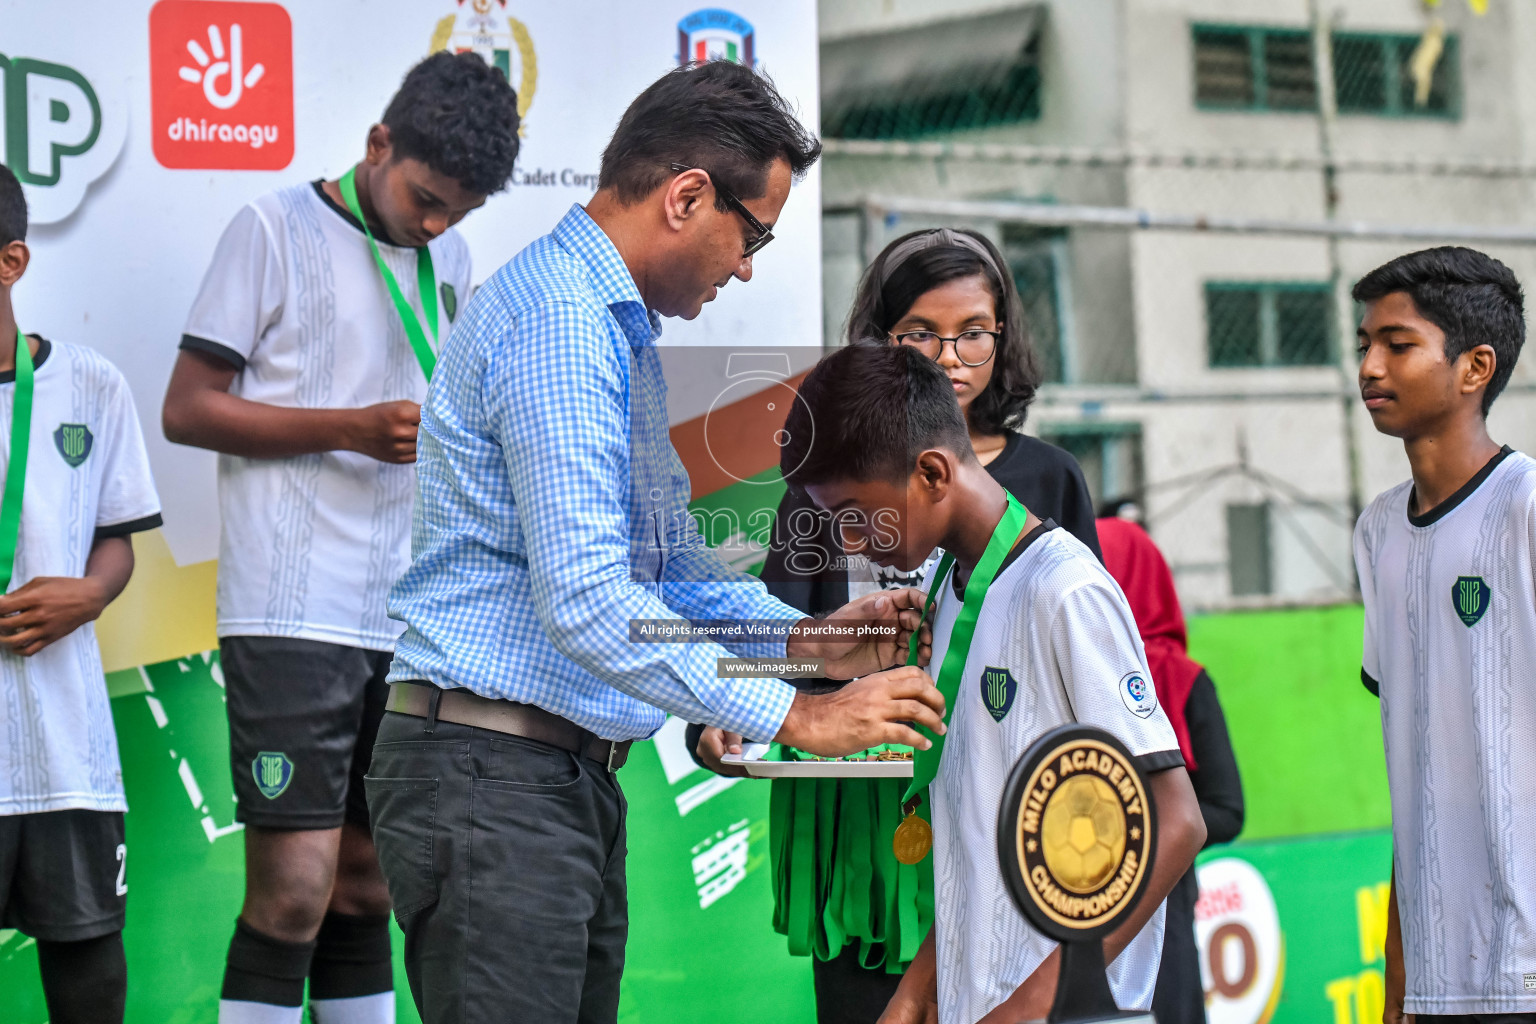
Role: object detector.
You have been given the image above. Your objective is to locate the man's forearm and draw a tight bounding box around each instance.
[164,386,358,458]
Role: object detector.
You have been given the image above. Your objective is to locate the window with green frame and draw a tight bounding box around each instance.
[1333,32,1458,117]
[822,36,1042,140]
[1193,25,1317,111]
[1206,282,1333,368]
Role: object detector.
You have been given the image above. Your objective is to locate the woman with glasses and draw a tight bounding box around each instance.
[691,228,1101,1023]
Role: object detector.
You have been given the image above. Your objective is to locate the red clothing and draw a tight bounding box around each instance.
[1096,518,1201,770]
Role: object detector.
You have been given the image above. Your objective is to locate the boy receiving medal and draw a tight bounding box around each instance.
[779,343,1207,1024]
[161,53,519,1024]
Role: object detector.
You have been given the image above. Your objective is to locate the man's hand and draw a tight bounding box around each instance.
[346,400,420,464]
[695,727,750,778]
[788,588,932,679]
[774,665,944,757]
[0,575,112,657]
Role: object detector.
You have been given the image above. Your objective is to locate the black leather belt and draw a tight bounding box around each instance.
[387,682,631,772]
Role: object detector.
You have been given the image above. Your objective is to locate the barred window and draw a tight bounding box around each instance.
[1193,25,1316,111]
[1207,283,1333,368]
[1334,32,1458,117]
[822,37,1042,140]
[1002,225,1067,384]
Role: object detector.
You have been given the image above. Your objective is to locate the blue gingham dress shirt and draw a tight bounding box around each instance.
[387,205,800,742]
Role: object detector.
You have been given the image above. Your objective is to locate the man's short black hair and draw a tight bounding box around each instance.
[781,343,973,487]
[382,51,520,196]
[599,60,821,209]
[1353,246,1526,415]
[0,164,26,248]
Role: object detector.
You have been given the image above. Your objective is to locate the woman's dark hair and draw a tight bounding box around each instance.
[599,60,821,209]
[1352,246,1525,415]
[846,229,1040,434]
[382,51,521,196]
[781,343,972,487]
[0,164,25,247]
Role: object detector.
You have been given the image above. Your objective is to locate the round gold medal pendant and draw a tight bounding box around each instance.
[892,812,933,864]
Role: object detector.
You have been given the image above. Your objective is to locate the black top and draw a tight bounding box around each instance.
[1185,669,1245,846]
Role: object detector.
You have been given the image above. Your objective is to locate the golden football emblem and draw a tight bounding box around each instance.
[997,725,1155,939]
[1041,774,1127,894]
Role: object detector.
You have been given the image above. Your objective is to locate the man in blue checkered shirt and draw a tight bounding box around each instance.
[367,62,947,1022]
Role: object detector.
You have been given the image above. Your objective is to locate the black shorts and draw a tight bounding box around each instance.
[0,810,126,942]
[222,636,391,831]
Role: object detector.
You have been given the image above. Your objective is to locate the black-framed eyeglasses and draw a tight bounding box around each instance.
[892,330,1000,367]
[669,163,774,258]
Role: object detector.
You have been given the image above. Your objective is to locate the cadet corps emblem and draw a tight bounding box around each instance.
[1453,575,1489,627]
[981,666,1018,723]
[53,423,93,468]
[252,751,294,799]
[997,725,1155,937]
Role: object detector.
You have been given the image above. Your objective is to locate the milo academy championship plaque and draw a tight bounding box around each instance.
[996,724,1158,1023]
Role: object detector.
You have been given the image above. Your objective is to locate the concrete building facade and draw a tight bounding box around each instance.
[817,0,1536,609]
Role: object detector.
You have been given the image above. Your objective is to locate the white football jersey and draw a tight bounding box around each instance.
[0,339,161,814]
[1355,447,1536,1015]
[182,182,472,650]
[929,525,1182,1024]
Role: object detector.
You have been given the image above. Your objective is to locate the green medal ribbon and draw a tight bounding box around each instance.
[0,329,34,593]
[338,167,439,381]
[902,491,1030,807]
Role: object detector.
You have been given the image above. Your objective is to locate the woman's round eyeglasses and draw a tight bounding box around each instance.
[892,330,1000,367]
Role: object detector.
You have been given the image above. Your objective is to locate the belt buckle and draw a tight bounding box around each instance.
[605,741,622,773]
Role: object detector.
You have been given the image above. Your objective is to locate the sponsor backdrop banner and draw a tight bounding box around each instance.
[0,0,823,651]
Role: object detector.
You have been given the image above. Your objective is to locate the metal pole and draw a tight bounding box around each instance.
[1311,0,1367,535]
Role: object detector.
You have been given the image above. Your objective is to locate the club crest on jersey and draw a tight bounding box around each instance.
[53,423,93,468]
[441,282,458,323]
[252,751,293,799]
[1120,672,1157,718]
[981,666,1018,722]
[1453,576,1489,627]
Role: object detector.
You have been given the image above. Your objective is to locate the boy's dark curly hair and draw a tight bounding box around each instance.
[382,51,520,196]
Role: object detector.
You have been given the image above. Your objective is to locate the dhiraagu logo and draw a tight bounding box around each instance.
[0,52,126,223]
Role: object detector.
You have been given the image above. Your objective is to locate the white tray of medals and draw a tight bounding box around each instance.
[721,742,915,778]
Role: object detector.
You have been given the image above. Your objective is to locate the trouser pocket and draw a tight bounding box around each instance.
[363,776,439,921]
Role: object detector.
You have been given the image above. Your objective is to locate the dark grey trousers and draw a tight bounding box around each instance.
[366,711,628,1024]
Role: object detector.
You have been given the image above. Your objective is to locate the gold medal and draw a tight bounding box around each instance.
[892,812,933,864]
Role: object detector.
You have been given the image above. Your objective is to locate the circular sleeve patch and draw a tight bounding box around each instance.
[1119,671,1157,718]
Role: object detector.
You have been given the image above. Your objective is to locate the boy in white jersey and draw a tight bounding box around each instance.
[779,344,1206,1024]
[160,54,519,1024]
[1353,247,1536,1024]
[0,166,162,1023]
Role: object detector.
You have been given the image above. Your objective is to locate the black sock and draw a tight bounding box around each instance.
[221,917,315,1006]
[308,911,393,999]
[36,931,127,1024]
